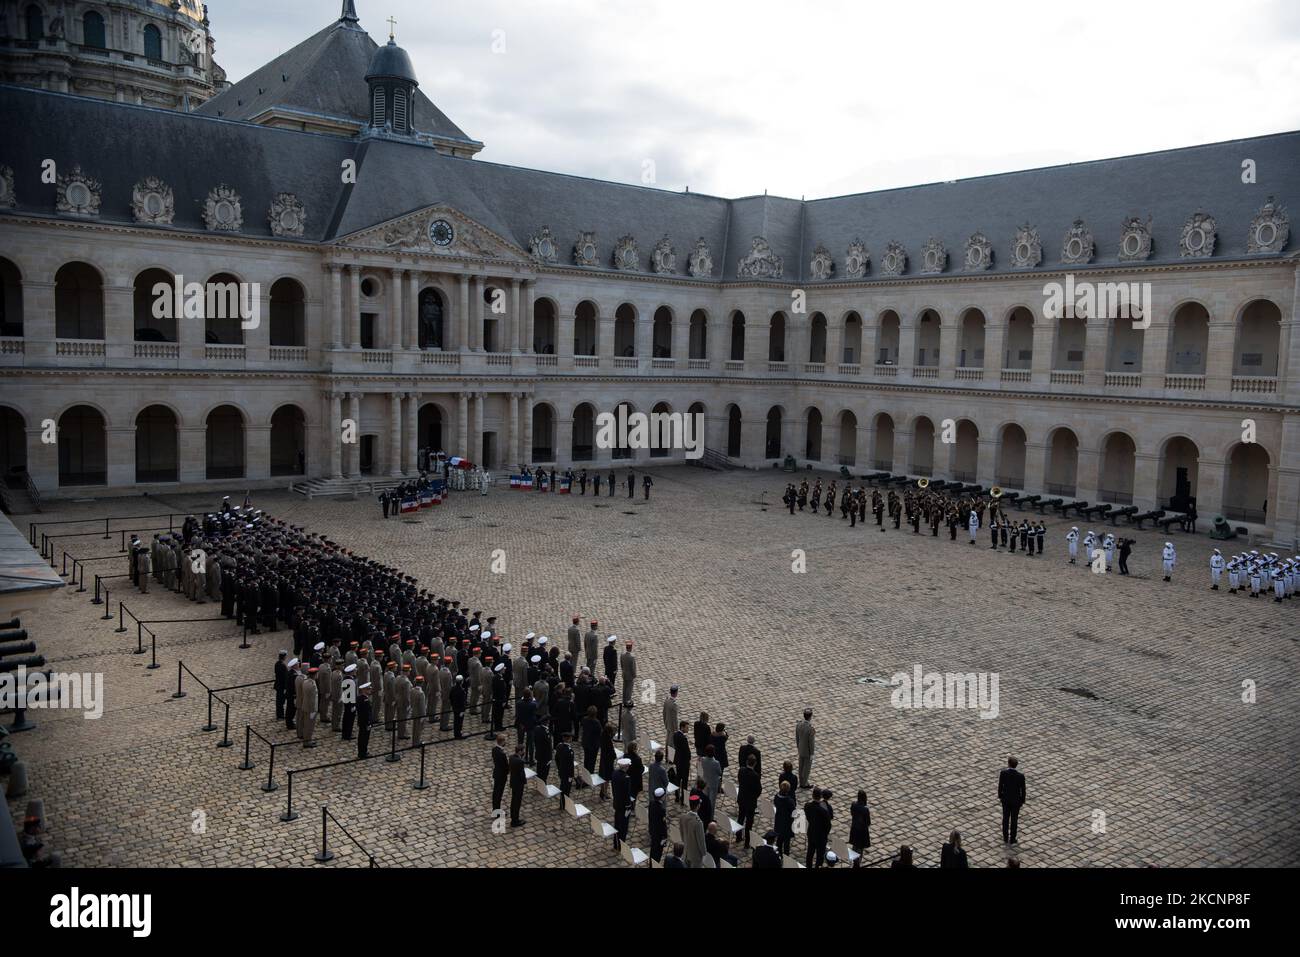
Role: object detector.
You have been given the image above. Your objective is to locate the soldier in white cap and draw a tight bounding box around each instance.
[1274,561,1288,602]
[284,658,300,732]
[612,756,633,847]
[1161,541,1176,582]
[478,655,495,729]
[340,664,358,740]
[648,787,668,861]
[329,659,345,731]
[1209,548,1225,590]
[1066,527,1079,564]
[967,508,979,544]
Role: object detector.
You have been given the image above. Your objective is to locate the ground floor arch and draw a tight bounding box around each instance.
[59,404,107,486]
[765,406,783,459]
[1046,427,1079,495]
[872,413,895,470]
[532,403,556,462]
[805,407,823,460]
[838,410,857,466]
[726,405,742,457]
[1223,443,1269,522]
[997,423,1027,489]
[1099,431,1136,504]
[1158,436,1199,511]
[270,404,306,476]
[206,405,245,480]
[136,404,178,483]
[571,403,595,461]
[0,406,26,479]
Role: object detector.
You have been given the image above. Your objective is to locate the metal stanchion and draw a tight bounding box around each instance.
[238,726,254,770]
[385,724,400,763]
[263,742,278,793]
[216,700,232,748]
[202,690,217,732]
[280,771,298,822]
[314,805,334,862]
[134,620,145,656]
[92,574,102,605]
[240,620,250,650]
[172,661,186,699]
[413,742,428,790]
[75,561,86,593]
[101,585,112,620]
[103,517,110,540]
[115,601,126,633]
[147,628,159,670]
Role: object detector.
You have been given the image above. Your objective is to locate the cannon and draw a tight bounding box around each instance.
[0,655,46,673]
[1039,497,1063,514]
[0,641,37,658]
[1132,508,1166,530]
[1018,494,1041,510]
[927,480,950,491]
[1081,503,1112,520]
[1108,505,1138,525]
[867,472,891,486]
[1157,513,1188,533]
[1060,500,1089,516]
[998,491,1021,506]
[1210,515,1238,540]
[963,485,985,496]
[0,629,29,644]
[0,618,19,631]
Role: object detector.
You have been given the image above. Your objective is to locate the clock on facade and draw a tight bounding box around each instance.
[428,218,454,246]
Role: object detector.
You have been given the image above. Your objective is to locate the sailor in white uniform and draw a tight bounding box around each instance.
[1066,527,1079,564]
[1209,548,1224,590]
[1103,533,1116,572]
[1161,542,1176,582]
[967,509,979,544]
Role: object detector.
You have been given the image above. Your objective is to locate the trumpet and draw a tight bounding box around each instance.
[917,477,930,489]
[990,486,1003,499]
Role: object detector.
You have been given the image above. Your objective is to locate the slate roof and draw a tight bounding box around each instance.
[195,14,478,150]
[1,22,1296,282]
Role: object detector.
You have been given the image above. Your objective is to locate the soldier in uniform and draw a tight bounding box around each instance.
[383,662,398,731]
[410,676,427,744]
[341,664,358,741]
[583,620,600,673]
[663,685,680,745]
[356,683,372,758]
[395,664,412,739]
[618,640,636,707]
[438,658,454,730]
[284,658,299,731]
[301,667,319,748]
[795,708,815,789]
[329,660,345,732]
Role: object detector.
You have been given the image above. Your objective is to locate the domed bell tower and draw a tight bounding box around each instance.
[364,18,418,136]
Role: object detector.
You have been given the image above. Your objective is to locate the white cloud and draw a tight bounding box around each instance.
[213,0,1300,198]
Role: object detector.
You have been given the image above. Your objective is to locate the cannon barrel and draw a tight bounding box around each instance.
[1061,500,1089,515]
[0,629,29,644]
[1132,508,1165,529]
[0,654,47,673]
[1039,497,1063,513]
[0,641,37,658]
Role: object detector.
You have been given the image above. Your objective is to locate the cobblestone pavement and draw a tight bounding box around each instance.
[7,466,1298,868]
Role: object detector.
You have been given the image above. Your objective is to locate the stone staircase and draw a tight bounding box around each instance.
[289,476,408,499]
[688,447,739,471]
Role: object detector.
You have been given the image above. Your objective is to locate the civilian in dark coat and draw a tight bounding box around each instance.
[690,780,714,826]
[709,723,730,772]
[611,760,631,844]
[737,755,762,847]
[532,720,553,782]
[736,736,761,780]
[598,724,616,799]
[940,830,968,868]
[804,787,831,868]
[850,790,872,866]
[648,789,668,861]
[752,832,782,868]
[580,707,602,777]
[998,756,1027,844]
[693,713,711,757]
[773,780,797,856]
[555,733,576,796]
[508,747,527,826]
[778,760,798,800]
[671,724,692,804]
[491,735,509,813]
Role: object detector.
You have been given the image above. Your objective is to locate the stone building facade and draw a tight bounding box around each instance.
[0,3,1297,545]
[0,0,224,110]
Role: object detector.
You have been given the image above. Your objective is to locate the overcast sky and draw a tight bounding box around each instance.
[213,0,1300,199]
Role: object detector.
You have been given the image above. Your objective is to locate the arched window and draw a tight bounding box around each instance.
[83,10,105,49]
[269,278,306,347]
[25,5,43,42]
[0,257,23,337]
[143,23,162,60]
[418,288,444,350]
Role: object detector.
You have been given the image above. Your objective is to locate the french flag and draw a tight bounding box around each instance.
[429,488,444,505]
[538,474,550,492]
[418,491,433,508]
[510,474,528,489]
[558,476,572,494]
[399,496,419,514]
[450,456,474,471]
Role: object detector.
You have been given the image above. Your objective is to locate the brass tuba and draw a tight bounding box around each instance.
[990,486,1003,498]
[917,477,930,489]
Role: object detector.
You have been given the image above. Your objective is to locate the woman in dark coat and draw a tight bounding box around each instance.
[580,706,602,776]
[940,830,968,868]
[598,722,616,799]
[626,741,645,802]
[709,722,730,772]
[772,780,797,856]
[693,712,711,756]
[850,790,871,867]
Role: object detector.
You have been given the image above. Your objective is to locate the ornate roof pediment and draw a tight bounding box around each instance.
[337,205,529,262]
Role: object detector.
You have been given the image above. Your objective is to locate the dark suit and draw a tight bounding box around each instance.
[532,724,553,782]
[752,844,782,869]
[671,731,691,804]
[648,797,668,861]
[556,741,575,796]
[491,745,509,812]
[274,659,289,719]
[998,766,1026,842]
[508,753,526,825]
[737,765,762,845]
[611,768,631,843]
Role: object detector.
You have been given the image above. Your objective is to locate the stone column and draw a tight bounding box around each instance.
[457,391,469,458]
[983,318,1006,379]
[471,392,484,464]
[1075,445,1101,502]
[1133,451,1160,510]
[246,425,271,481]
[1023,441,1048,493]
[599,311,616,362]
[402,393,417,474]
[1030,318,1054,385]
[327,265,342,349]
[104,283,133,361]
[21,280,56,364]
[347,266,361,349]
[1083,317,1109,388]
[388,391,402,476]
[897,319,917,381]
[1194,453,1225,524]
[327,391,342,479]
[635,305,653,363]
[976,437,997,486]
[509,392,520,465]
[825,317,843,369]
[406,271,420,350]
[523,394,534,463]
[523,280,535,353]
[106,426,134,487]
[471,276,484,351]
[179,426,207,483]
[673,309,691,363]
[938,316,959,382]
[390,268,404,351]
[509,278,521,353]
[1204,318,1236,394]
[457,274,470,351]
[344,392,360,477]
[1139,317,1170,389]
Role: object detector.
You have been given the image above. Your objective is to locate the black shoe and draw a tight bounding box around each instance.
[511,819,525,827]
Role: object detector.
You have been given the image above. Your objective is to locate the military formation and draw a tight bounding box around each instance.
[516,465,655,500]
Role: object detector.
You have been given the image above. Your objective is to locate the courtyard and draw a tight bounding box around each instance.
[6,465,1297,868]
